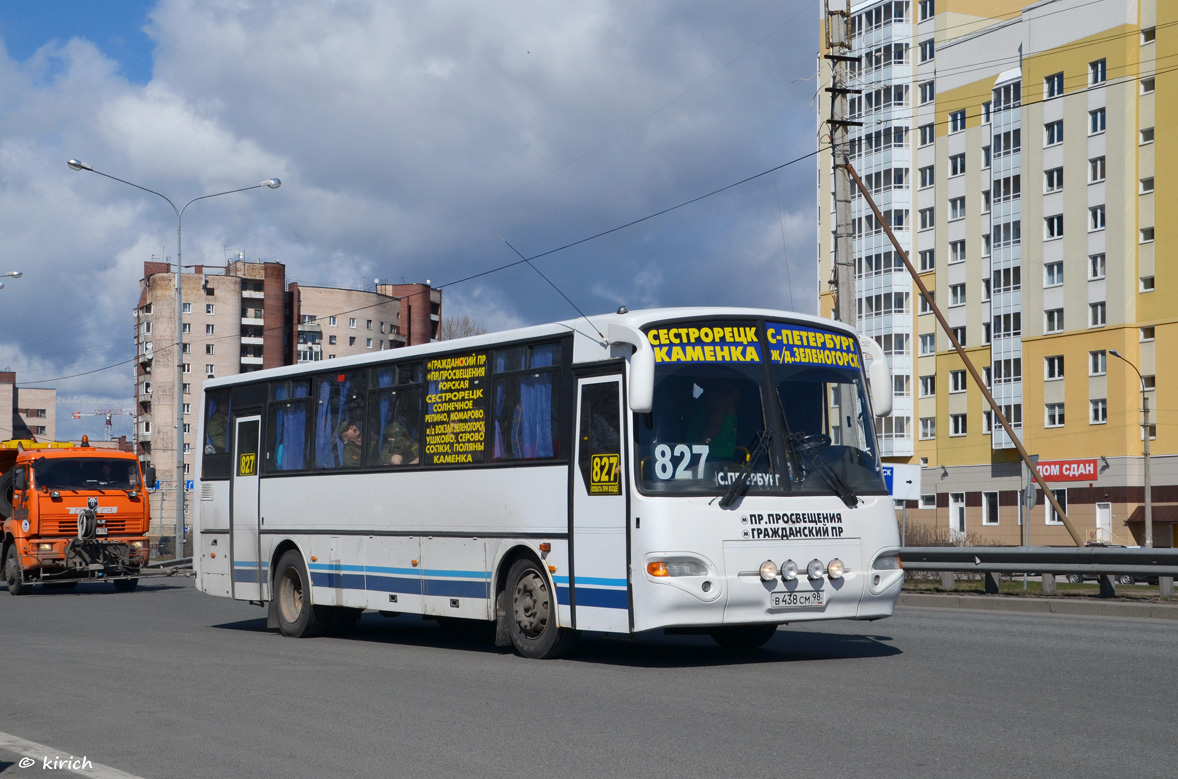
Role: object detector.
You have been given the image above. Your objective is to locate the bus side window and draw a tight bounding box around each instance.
[492,373,559,461]
[577,383,620,492]
[267,400,310,472]
[204,390,232,455]
[368,387,422,467]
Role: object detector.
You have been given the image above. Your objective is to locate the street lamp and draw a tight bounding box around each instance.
[0,270,22,290]
[1108,348,1152,548]
[68,159,281,557]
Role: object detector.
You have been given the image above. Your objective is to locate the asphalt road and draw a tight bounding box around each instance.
[1,577,1173,779]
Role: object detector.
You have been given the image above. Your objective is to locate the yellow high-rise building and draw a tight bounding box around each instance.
[818,0,1174,546]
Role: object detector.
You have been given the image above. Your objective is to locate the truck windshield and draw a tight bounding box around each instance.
[634,318,886,499]
[33,458,142,491]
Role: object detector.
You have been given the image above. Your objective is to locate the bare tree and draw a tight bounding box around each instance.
[437,313,488,340]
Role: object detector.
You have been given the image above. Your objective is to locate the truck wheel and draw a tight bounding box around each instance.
[0,471,13,519]
[273,550,329,638]
[113,578,139,593]
[5,544,29,596]
[709,624,778,650]
[505,557,578,659]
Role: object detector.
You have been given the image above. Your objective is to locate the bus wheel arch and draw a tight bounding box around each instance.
[271,546,329,638]
[500,553,578,659]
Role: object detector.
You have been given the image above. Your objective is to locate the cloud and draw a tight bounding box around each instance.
[0,0,821,434]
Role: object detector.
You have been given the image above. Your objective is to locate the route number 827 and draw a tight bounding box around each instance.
[654,444,709,480]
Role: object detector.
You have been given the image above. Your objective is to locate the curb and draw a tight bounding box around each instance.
[897,591,1178,621]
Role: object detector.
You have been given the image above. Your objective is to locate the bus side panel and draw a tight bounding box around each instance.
[362,536,425,614]
[195,480,232,597]
[307,534,369,610]
[420,537,491,620]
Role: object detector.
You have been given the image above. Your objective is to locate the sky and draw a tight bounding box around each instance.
[0,0,822,442]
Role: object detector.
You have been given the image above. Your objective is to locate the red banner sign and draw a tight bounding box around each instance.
[1036,458,1098,482]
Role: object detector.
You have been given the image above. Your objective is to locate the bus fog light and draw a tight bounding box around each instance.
[780,560,798,581]
[807,559,825,580]
[702,580,712,593]
[827,558,845,580]
[759,560,779,582]
[873,554,902,571]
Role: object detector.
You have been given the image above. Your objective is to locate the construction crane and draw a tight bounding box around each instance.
[71,409,134,441]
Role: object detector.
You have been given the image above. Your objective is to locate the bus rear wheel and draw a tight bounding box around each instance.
[505,558,577,659]
[5,545,29,596]
[709,624,778,651]
[273,550,329,638]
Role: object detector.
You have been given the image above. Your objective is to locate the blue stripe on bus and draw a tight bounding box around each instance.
[363,575,425,595]
[553,575,627,588]
[233,569,263,584]
[310,571,366,590]
[556,585,629,610]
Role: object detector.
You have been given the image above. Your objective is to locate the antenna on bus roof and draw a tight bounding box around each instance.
[499,236,605,342]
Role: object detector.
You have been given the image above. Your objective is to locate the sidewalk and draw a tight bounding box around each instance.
[898,591,1178,621]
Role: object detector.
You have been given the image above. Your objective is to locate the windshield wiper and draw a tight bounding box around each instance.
[787,431,859,509]
[717,428,772,508]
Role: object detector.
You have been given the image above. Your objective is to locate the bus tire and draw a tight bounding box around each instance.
[505,558,578,659]
[709,624,778,651]
[273,550,329,638]
[5,544,30,596]
[113,578,139,593]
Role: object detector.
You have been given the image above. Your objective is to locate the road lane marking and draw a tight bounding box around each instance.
[0,731,145,779]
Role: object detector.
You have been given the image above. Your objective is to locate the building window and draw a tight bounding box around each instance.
[205,324,215,335]
[951,326,966,346]
[204,344,214,355]
[919,81,935,104]
[1143,375,1156,390]
[183,463,191,476]
[919,166,935,188]
[920,493,936,510]
[983,491,999,525]
[1141,77,1155,94]
[920,375,936,397]
[366,338,373,348]
[920,292,934,314]
[920,417,936,439]
[995,174,1020,202]
[182,383,191,394]
[1090,399,1107,425]
[950,414,967,437]
[205,304,215,314]
[181,343,191,354]
[183,423,191,434]
[981,234,992,258]
[920,333,935,355]
[949,284,966,306]
[1141,127,1154,144]
[183,443,191,455]
[1141,177,1154,194]
[1089,302,1106,327]
[983,410,993,434]
[1045,120,1064,146]
[182,362,191,374]
[1089,205,1105,231]
[949,154,965,177]
[950,370,966,393]
[1045,167,1063,192]
[982,100,992,123]
[182,303,191,314]
[920,39,935,62]
[1045,72,1064,98]
[1045,262,1063,287]
[1089,59,1106,85]
[366,319,373,330]
[1045,355,1064,380]
[1141,326,1155,342]
[349,318,357,328]
[1047,489,1068,525]
[919,207,935,230]
[180,322,190,334]
[982,366,992,387]
[1089,108,1105,135]
[1045,402,1065,428]
[919,0,935,21]
[1045,214,1063,239]
[950,240,966,263]
[205,364,215,376]
[1140,276,1155,292]
[328,335,337,345]
[949,110,965,133]
[981,145,991,168]
[1089,253,1106,279]
[982,189,991,213]
[182,403,191,414]
[981,278,991,301]
[919,123,935,146]
[1141,227,1155,243]
[1089,350,1106,376]
[949,197,966,220]
[919,249,935,271]
[1045,309,1064,333]
[329,316,337,326]
[1142,27,1156,44]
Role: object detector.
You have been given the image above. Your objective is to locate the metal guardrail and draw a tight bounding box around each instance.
[899,546,1178,597]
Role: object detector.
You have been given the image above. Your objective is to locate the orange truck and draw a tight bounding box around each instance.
[1,438,155,594]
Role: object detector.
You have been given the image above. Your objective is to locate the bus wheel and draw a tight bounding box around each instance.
[5,545,29,596]
[505,558,577,659]
[274,550,328,638]
[709,624,778,651]
[113,578,139,593]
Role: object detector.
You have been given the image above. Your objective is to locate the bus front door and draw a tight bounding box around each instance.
[570,375,630,632]
[230,415,264,601]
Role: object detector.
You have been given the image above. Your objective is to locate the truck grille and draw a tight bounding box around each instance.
[41,517,133,536]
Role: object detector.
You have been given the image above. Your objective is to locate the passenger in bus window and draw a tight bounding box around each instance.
[687,382,739,460]
[337,420,363,467]
[380,419,419,465]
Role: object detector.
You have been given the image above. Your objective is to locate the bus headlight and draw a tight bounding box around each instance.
[647,559,708,577]
[780,560,798,581]
[759,560,779,582]
[827,558,845,580]
[807,559,825,580]
[872,554,902,571]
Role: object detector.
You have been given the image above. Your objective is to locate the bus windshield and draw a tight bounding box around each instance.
[635,319,886,501]
[33,458,142,491]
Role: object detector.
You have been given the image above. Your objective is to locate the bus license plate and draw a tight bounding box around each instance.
[771,590,823,608]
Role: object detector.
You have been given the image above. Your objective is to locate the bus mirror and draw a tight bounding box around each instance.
[860,336,893,418]
[607,322,654,414]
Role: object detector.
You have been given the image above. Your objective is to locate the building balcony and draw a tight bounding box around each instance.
[241,289,265,299]
[241,316,264,326]
[139,429,152,442]
[138,390,152,404]
[240,356,264,366]
[297,321,322,332]
[138,350,153,364]
[241,335,264,346]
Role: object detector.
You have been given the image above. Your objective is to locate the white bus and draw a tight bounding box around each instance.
[194,307,902,657]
